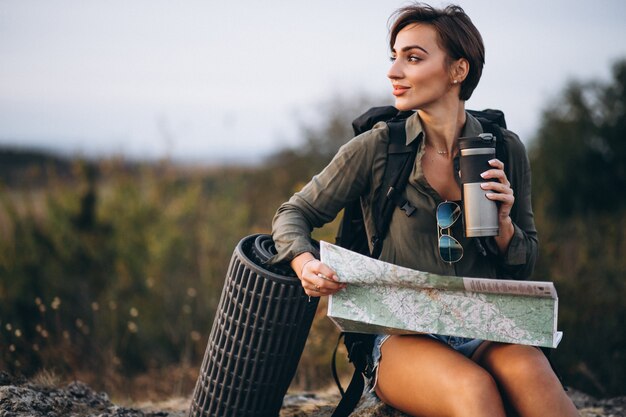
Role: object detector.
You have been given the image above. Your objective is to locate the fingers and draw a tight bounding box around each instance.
[480,159,512,194]
[481,181,513,196]
[483,186,515,213]
[480,159,514,219]
[486,158,504,170]
[300,259,346,297]
[480,159,510,187]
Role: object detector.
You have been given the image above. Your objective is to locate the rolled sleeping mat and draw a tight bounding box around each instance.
[189,234,319,417]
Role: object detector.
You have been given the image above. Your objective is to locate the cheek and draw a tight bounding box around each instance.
[410,63,449,85]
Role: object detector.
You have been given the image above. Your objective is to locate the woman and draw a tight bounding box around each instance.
[271,3,578,416]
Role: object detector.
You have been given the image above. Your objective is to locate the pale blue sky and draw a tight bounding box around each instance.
[1,0,625,163]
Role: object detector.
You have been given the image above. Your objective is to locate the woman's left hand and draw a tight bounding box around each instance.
[480,158,515,252]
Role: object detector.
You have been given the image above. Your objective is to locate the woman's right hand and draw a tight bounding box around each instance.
[291,252,346,297]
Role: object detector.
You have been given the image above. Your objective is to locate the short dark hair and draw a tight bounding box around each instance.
[389,3,485,101]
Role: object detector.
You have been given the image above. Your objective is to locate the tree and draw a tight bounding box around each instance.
[530,59,626,216]
[529,58,626,397]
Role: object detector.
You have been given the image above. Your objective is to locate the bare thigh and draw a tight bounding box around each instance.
[473,342,579,417]
[375,335,506,417]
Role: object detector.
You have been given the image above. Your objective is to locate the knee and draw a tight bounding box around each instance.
[490,345,554,384]
[450,368,502,413]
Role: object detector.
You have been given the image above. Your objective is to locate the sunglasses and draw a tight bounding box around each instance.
[437,201,464,263]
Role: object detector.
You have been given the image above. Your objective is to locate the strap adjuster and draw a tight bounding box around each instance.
[401,201,416,217]
[387,186,416,217]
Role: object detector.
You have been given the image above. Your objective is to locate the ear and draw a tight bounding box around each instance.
[450,58,469,84]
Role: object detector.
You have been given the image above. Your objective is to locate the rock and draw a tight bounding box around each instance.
[279,388,626,417]
[0,371,177,417]
[1,372,623,417]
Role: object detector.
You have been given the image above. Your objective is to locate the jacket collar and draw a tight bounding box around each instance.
[404,110,484,146]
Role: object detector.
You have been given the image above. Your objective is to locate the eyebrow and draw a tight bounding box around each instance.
[392,45,429,55]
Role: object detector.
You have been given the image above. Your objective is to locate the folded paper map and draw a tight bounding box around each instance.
[321,241,562,348]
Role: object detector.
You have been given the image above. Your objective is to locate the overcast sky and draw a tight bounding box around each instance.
[1,0,625,163]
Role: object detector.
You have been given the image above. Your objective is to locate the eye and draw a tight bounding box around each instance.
[389,56,397,63]
[408,55,422,63]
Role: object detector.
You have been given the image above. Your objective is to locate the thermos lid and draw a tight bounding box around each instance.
[458,133,495,150]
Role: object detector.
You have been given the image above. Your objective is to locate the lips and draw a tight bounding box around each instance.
[392,84,409,96]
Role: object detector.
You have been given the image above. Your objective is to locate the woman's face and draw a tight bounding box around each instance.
[388,24,457,111]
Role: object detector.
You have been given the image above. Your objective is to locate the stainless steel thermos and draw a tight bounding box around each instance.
[458,133,499,237]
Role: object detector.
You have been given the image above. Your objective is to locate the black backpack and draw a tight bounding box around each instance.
[330,106,508,417]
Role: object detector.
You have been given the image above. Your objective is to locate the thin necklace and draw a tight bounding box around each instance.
[426,141,450,155]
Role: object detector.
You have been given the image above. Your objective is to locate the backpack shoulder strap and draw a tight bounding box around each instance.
[370,116,420,258]
[335,107,397,255]
[336,109,418,257]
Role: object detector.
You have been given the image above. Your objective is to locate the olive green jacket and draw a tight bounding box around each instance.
[271,111,537,280]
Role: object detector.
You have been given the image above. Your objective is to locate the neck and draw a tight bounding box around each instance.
[418,101,466,156]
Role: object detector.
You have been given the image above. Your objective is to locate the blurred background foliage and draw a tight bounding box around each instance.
[0,59,624,400]
[529,58,626,397]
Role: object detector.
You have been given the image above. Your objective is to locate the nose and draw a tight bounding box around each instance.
[387,58,402,80]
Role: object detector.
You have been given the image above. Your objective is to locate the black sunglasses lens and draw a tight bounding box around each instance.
[439,235,463,263]
[437,202,461,229]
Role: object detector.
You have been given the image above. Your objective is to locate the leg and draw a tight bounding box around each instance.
[375,335,506,417]
[473,343,579,417]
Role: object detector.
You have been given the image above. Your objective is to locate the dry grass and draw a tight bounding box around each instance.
[30,368,62,388]
[67,364,199,405]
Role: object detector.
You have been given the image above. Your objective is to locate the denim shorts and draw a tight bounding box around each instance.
[367,334,485,392]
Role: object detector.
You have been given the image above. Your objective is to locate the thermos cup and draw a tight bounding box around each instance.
[458,133,499,237]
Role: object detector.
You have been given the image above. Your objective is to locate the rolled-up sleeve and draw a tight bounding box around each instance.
[270,129,381,264]
[485,130,538,279]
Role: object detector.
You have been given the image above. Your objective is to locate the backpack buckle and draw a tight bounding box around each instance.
[386,186,416,217]
[401,201,416,217]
